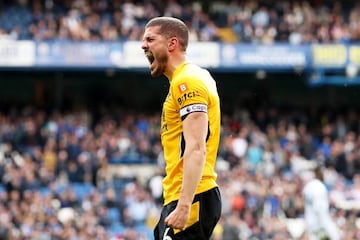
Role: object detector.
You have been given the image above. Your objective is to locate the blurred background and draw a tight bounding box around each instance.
[0,0,360,239]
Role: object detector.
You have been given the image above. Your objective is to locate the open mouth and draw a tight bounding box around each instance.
[145,51,155,64]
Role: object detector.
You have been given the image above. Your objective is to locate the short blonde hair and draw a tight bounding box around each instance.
[145,17,189,52]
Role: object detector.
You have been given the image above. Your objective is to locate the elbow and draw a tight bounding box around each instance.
[184,144,206,158]
[192,142,206,157]
[189,146,206,165]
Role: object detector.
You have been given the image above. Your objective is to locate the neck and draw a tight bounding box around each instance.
[164,53,186,80]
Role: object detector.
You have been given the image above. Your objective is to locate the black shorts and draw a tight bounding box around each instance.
[154,187,221,240]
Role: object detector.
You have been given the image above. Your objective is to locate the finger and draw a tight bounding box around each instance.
[164,216,172,226]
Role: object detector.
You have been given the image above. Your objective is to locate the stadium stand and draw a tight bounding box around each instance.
[0,0,360,240]
[1,103,360,239]
[0,0,359,43]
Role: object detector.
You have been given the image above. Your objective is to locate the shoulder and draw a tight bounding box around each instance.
[171,65,206,90]
[304,179,326,195]
[184,63,210,79]
[175,63,208,80]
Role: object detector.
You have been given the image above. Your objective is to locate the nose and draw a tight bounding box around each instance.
[141,41,148,50]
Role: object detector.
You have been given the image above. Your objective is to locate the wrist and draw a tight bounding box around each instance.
[177,202,191,214]
[177,198,192,209]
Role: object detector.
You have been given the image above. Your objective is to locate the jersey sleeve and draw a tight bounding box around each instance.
[171,77,209,120]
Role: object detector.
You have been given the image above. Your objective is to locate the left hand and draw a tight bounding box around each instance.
[164,203,190,230]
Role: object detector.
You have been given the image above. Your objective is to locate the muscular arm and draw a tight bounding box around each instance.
[165,111,208,229]
[179,111,208,206]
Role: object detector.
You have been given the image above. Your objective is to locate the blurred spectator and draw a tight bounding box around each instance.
[302,166,341,239]
[1,0,360,43]
[2,0,360,231]
[0,103,360,239]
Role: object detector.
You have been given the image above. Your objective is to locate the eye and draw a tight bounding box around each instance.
[144,36,154,42]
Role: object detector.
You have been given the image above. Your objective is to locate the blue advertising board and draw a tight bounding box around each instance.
[219,44,311,72]
[0,40,359,77]
[35,41,124,68]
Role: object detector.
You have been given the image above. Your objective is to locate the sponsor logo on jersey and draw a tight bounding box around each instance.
[178,83,188,93]
[177,91,200,106]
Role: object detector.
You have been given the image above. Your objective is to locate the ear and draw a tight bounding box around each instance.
[168,37,178,52]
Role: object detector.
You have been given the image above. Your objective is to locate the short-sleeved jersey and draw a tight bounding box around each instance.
[161,62,221,205]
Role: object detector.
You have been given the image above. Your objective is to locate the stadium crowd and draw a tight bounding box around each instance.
[0,0,360,240]
[0,104,360,239]
[0,0,360,44]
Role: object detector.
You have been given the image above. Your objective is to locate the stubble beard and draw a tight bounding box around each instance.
[151,53,168,77]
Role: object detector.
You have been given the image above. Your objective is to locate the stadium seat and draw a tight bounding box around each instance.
[0,184,4,195]
[70,183,94,200]
[109,154,143,164]
[107,207,120,223]
[135,223,154,239]
[108,222,125,237]
[39,187,51,196]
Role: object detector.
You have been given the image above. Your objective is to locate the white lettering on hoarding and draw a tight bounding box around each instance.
[0,40,35,66]
[239,52,306,66]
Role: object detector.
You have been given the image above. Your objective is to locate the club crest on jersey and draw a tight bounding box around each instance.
[178,83,188,93]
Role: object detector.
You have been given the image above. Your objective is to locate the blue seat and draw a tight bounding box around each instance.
[70,183,94,200]
[135,223,154,240]
[107,207,120,223]
[108,222,125,237]
[0,184,5,195]
[39,187,51,196]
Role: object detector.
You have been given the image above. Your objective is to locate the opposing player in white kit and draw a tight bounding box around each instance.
[302,167,341,240]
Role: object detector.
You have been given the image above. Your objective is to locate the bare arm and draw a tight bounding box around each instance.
[179,111,208,206]
[165,111,208,230]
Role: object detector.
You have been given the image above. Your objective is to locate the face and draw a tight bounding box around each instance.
[141,26,169,77]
